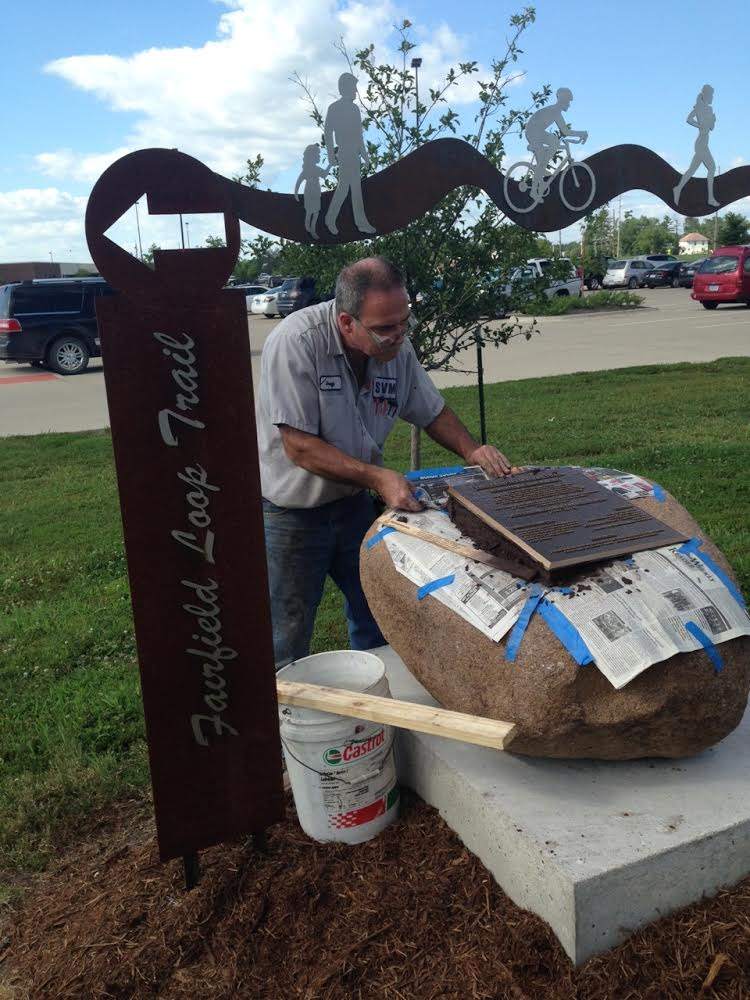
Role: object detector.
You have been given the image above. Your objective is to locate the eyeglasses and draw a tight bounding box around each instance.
[353,313,415,348]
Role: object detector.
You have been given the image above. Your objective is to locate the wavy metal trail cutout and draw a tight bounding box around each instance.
[228,138,750,242]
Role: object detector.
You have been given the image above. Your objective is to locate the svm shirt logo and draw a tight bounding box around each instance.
[372,377,397,400]
[372,376,398,418]
[319,375,342,391]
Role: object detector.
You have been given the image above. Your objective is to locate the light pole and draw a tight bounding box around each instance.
[410,57,422,145]
[185,221,191,248]
[134,200,144,260]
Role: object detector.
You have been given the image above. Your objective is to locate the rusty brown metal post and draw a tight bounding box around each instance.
[85,148,285,865]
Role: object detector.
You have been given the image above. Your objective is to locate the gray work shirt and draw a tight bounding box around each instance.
[257,300,445,508]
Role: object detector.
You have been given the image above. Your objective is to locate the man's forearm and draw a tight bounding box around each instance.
[280,426,382,490]
[423,405,478,462]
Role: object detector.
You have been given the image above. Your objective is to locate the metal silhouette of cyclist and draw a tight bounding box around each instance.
[324,73,376,235]
[525,87,588,202]
[503,86,595,215]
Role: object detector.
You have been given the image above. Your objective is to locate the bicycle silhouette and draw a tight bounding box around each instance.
[503,134,596,214]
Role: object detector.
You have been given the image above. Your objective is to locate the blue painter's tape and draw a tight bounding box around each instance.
[537,600,594,666]
[652,483,666,502]
[685,620,724,673]
[505,584,544,662]
[405,465,465,481]
[366,526,396,549]
[678,538,747,608]
[678,537,701,556]
[417,574,455,600]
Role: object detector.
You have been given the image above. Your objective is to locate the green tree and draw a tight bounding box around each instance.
[246,9,550,466]
[142,243,161,267]
[719,211,750,246]
[617,214,677,256]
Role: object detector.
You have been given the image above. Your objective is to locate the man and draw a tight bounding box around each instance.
[256,256,514,669]
[524,87,588,202]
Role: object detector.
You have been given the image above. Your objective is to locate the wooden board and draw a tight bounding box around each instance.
[376,512,525,573]
[277,680,517,750]
[448,467,688,574]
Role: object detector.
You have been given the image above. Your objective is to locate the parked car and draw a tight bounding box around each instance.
[602,258,652,289]
[230,284,271,310]
[0,277,113,374]
[636,254,678,265]
[250,287,283,317]
[691,246,750,309]
[276,276,320,317]
[679,259,707,287]
[502,258,582,302]
[580,255,615,290]
[643,261,685,288]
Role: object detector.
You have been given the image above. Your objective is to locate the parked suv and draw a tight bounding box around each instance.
[276,276,319,317]
[0,277,113,374]
[691,246,750,309]
[602,258,652,288]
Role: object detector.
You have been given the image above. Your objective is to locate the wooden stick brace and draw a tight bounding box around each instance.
[276,679,517,751]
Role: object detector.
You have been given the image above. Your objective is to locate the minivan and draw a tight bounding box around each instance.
[691,246,750,309]
[0,277,113,374]
[602,258,652,288]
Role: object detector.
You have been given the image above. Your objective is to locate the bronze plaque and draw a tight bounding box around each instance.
[448,467,688,577]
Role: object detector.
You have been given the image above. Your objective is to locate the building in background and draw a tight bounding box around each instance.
[0,261,98,283]
[678,232,711,255]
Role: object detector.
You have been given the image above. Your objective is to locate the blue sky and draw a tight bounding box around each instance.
[2,0,747,262]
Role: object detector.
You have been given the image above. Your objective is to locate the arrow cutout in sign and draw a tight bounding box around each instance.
[104,199,229,261]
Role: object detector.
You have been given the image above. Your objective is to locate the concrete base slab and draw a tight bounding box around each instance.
[376,644,750,965]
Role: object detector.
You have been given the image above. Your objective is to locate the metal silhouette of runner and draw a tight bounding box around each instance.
[323,73,375,235]
[673,84,720,208]
[504,87,595,214]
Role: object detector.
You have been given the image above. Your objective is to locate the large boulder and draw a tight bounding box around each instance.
[361,485,750,758]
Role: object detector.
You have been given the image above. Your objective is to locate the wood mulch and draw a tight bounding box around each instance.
[1,790,749,999]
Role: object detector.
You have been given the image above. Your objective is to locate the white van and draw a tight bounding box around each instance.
[603,259,652,289]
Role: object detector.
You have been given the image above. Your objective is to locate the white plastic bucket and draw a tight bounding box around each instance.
[277,650,399,844]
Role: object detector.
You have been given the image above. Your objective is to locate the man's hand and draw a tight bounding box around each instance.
[466,445,514,478]
[372,469,423,511]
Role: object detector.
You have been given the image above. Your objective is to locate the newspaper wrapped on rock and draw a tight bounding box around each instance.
[362,471,750,758]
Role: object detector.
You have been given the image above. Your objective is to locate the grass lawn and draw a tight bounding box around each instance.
[1,357,749,880]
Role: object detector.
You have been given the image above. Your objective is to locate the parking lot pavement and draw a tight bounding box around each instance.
[1,288,748,437]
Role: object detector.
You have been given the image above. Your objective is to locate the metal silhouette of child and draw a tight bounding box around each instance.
[524,87,588,202]
[294,143,329,238]
[673,85,720,208]
[324,72,375,235]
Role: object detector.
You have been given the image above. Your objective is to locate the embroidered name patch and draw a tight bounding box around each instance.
[319,375,343,391]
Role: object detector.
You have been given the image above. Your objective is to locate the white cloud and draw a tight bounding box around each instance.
[0,188,89,262]
[38,0,496,189]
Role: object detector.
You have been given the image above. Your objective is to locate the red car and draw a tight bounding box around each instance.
[691,245,750,309]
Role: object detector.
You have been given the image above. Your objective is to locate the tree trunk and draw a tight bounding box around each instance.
[410,424,422,471]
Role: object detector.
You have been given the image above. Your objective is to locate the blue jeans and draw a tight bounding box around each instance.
[263,491,385,669]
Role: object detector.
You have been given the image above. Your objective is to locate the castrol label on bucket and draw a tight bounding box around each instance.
[318,726,397,826]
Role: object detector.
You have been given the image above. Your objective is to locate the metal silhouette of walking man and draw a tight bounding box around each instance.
[324,73,376,235]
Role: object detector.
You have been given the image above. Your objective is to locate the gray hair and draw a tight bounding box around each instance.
[335,256,406,317]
